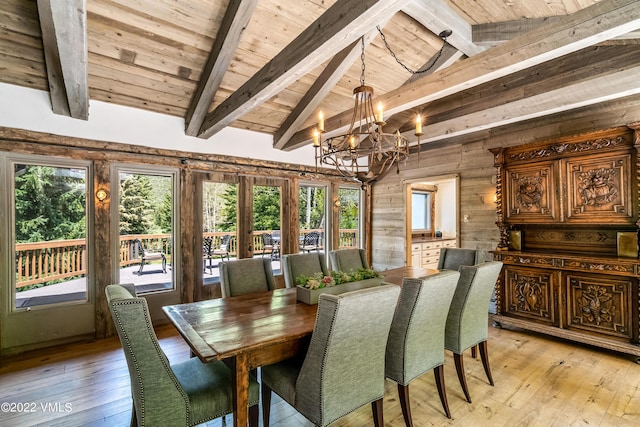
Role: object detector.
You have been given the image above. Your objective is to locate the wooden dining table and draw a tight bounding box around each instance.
[162,265,437,427]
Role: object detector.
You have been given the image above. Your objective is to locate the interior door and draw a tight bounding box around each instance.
[1,154,95,353]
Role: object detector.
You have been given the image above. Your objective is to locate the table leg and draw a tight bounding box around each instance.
[230,353,250,427]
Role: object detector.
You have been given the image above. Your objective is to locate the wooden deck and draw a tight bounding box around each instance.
[1,321,639,426]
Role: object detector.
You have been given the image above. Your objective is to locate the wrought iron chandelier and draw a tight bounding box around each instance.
[313,37,422,185]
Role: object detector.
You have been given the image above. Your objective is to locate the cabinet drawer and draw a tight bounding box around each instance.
[422,241,442,250]
[442,239,456,248]
[411,244,421,252]
[421,249,440,259]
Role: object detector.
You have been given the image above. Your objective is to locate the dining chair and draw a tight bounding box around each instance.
[437,247,480,271]
[385,270,460,423]
[219,257,277,297]
[105,283,260,427]
[281,251,328,288]
[445,261,503,403]
[261,284,401,427]
[328,248,369,273]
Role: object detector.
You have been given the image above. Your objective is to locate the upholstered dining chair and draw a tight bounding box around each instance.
[261,284,401,427]
[219,257,277,297]
[445,261,503,403]
[105,283,260,427]
[281,251,328,288]
[437,247,481,271]
[385,270,460,423]
[329,248,369,273]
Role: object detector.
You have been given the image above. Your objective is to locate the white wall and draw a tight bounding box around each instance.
[434,179,457,237]
[0,83,316,166]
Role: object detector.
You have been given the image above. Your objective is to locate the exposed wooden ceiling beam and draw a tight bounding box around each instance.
[37,0,88,120]
[197,0,411,139]
[274,26,389,151]
[473,15,640,47]
[402,65,640,146]
[184,0,259,137]
[286,0,640,148]
[402,0,485,57]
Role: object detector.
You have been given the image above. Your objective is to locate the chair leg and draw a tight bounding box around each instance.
[433,365,451,418]
[161,255,167,273]
[130,400,137,427]
[138,260,144,275]
[471,345,478,359]
[453,352,472,403]
[478,340,494,386]
[261,382,272,427]
[248,403,259,427]
[371,398,384,427]
[397,384,413,427]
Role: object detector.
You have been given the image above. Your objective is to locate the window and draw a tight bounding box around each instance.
[338,187,361,248]
[202,181,237,284]
[412,190,434,234]
[299,184,326,254]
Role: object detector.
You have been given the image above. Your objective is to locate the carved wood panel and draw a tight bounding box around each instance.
[566,273,633,340]
[564,153,633,224]
[504,266,556,326]
[504,161,558,223]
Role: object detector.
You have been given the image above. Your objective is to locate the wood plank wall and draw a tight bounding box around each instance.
[372,96,640,270]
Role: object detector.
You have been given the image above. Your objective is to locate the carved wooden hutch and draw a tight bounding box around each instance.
[491,126,640,357]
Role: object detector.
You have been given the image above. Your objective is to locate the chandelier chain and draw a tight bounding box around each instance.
[376,25,449,75]
[360,36,366,86]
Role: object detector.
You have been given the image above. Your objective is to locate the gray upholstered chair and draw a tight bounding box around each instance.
[281,252,328,288]
[261,284,401,427]
[105,283,260,427]
[329,248,369,273]
[437,247,480,271]
[385,270,460,423]
[445,261,503,403]
[219,257,276,297]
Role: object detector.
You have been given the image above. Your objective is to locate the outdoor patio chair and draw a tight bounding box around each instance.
[299,231,321,253]
[106,283,260,427]
[133,238,166,275]
[261,233,280,260]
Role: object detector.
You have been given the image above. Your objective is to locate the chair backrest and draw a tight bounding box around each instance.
[437,247,480,271]
[295,284,400,426]
[219,257,276,297]
[105,284,189,426]
[281,252,328,288]
[261,233,274,246]
[132,238,144,257]
[385,270,460,385]
[203,236,213,255]
[219,234,232,250]
[445,261,503,354]
[302,231,320,245]
[329,248,369,273]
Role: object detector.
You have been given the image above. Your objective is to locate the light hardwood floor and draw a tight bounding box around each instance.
[1,321,639,427]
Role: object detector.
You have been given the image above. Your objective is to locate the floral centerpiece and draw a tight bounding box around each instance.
[295,268,383,304]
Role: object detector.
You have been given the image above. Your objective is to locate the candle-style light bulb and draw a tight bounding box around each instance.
[313,129,320,147]
[318,111,325,133]
[349,135,356,149]
[377,102,384,123]
[415,114,423,135]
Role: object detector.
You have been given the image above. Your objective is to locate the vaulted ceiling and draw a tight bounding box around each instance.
[2,0,640,155]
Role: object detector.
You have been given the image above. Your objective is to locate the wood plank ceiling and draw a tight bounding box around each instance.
[2,0,640,154]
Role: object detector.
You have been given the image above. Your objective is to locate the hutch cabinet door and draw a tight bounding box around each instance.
[565,272,635,341]
[564,152,634,224]
[503,265,558,326]
[504,161,558,223]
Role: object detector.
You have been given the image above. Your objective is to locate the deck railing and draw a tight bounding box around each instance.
[14,229,358,288]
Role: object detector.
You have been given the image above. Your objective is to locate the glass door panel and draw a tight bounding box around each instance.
[338,187,361,248]
[298,185,326,255]
[252,185,281,273]
[203,181,237,285]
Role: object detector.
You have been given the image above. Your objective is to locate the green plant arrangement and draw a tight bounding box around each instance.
[296,268,381,290]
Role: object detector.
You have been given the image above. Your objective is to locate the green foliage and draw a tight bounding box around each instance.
[205,182,237,232]
[219,184,238,232]
[14,165,86,242]
[156,192,173,233]
[296,267,380,289]
[338,188,360,229]
[119,174,155,235]
[253,186,280,230]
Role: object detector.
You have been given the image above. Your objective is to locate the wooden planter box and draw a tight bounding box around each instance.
[296,277,384,304]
